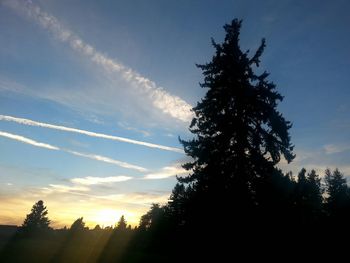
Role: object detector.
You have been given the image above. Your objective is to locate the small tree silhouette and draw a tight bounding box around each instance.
[21,200,50,233]
[116,215,127,230]
[70,217,86,232]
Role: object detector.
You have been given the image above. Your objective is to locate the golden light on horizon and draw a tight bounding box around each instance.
[0,197,145,229]
[90,209,123,228]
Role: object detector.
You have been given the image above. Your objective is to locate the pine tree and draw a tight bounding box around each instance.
[139,204,164,230]
[70,217,86,232]
[177,19,294,226]
[324,168,350,219]
[116,215,127,230]
[294,169,323,224]
[306,169,323,213]
[21,200,51,233]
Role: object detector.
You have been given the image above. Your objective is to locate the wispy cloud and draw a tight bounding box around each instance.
[42,184,90,194]
[144,163,187,179]
[278,147,350,178]
[0,114,183,153]
[0,130,147,172]
[0,77,26,93]
[0,130,59,150]
[2,0,193,123]
[118,121,151,137]
[71,176,132,185]
[91,192,170,206]
[323,144,350,154]
[66,150,147,172]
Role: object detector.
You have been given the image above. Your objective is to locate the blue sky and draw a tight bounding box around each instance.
[0,0,349,227]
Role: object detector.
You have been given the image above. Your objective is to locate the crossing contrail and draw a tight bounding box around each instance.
[0,130,148,172]
[0,114,184,153]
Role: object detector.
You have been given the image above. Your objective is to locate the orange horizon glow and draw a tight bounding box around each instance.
[0,198,156,229]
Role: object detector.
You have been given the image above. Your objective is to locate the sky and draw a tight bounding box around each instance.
[0,0,349,228]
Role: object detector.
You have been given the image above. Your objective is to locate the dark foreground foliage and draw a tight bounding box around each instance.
[1,19,350,261]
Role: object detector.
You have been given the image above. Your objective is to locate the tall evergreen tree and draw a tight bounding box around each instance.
[176,19,294,227]
[306,169,323,213]
[139,204,164,230]
[324,168,350,219]
[21,200,50,232]
[294,169,323,224]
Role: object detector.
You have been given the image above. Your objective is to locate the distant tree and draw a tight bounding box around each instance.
[294,168,309,217]
[139,204,164,230]
[306,169,323,211]
[116,215,127,230]
[93,224,101,231]
[294,169,323,224]
[21,200,50,232]
[324,168,350,219]
[70,217,86,232]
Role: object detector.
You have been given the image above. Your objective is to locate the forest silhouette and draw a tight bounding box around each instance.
[1,19,350,262]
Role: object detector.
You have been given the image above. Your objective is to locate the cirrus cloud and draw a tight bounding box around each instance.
[2,0,193,123]
[71,176,132,186]
[0,130,147,172]
[0,114,183,153]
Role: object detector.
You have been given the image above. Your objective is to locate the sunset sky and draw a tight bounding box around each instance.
[0,0,349,228]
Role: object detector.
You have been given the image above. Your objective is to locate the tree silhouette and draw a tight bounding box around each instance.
[21,200,50,233]
[116,215,127,230]
[293,168,323,225]
[69,217,86,232]
[93,224,101,231]
[174,19,294,231]
[121,19,298,261]
[305,169,323,215]
[324,168,350,220]
[139,204,165,230]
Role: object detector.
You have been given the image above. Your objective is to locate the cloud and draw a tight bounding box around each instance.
[66,150,147,172]
[0,130,59,150]
[92,192,170,206]
[118,121,151,137]
[41,184,90,194]
[0,114,183,153]
[0,77,26,93]
[2,0,193,123]
[144,163,187,179]
[0,130,147,172]
[278,147,350,178]
[323,144,350,154]
[71,176,132,185]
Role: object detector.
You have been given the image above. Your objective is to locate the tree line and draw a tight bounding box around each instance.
[1,19,349,261]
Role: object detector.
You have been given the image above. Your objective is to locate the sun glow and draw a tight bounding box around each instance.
[92,209,123,228]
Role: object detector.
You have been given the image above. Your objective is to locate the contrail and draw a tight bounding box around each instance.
[0,131,59,150]
[65,150,147,172]
[70,175,132,185]
[0,130,147,172]
[0,114,183,153]
[2,0,193,123]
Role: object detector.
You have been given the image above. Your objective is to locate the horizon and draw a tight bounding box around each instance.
[0,0,349,228]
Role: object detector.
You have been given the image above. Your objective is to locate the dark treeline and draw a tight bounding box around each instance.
[1,19,350,261]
